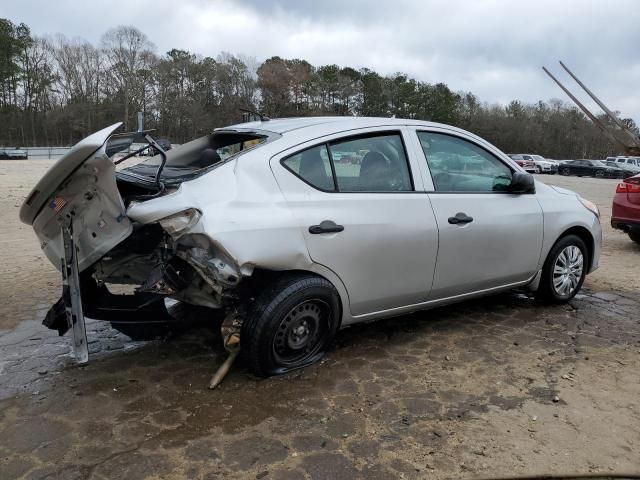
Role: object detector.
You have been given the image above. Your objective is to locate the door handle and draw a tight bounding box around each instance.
[448,212,474,225]
[309,220,344,234]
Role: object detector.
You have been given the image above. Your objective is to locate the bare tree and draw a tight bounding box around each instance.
[100,26,156,130]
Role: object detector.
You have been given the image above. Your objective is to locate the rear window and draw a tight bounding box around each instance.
[117,130,278,184]
[131,131,275,170]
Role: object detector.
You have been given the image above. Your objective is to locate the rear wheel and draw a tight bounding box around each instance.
[242,273,340,377]
[629,231,640,244]
[536,234,588,303]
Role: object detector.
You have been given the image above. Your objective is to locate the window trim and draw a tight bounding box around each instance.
[415,130,519,195]
[280,130,415,194]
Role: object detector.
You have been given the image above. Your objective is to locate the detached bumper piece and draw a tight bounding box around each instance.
[43,221,173,363]
[62,219,89,363]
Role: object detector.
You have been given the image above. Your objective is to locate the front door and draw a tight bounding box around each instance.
[413,129,544,299]
[271,129,439,317]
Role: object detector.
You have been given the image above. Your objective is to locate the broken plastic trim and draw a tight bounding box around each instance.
[158,209,202,237]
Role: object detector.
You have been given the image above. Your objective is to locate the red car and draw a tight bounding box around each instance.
[508,154,537,173]
[612,173,640,243]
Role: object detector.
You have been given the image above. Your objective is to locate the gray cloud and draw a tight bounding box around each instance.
[4,0,640,119]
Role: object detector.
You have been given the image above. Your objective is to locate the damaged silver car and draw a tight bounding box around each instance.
[20,116,602,376]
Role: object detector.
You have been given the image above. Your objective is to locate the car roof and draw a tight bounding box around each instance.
[222,116,452,135]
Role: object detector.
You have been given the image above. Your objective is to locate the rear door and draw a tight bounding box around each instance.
[411,128,543,299]
[271,127,439,317]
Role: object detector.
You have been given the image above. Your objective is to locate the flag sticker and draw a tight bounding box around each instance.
[48,196,67,212]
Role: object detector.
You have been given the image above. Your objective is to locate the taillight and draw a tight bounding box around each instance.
[616,182,640,193]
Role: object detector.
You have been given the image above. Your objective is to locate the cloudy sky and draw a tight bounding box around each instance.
[5,0,640,119]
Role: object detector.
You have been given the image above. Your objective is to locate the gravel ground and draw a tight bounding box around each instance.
[0,162,639,479]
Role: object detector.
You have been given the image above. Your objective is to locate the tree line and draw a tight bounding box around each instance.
[0,18,634,159]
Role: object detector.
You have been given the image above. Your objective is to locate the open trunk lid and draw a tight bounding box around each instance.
[19,123,133,272]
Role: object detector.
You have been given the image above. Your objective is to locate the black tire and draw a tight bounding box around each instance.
[594,170,605,178]
[561,168,571,176]
[535,166,542,174]
[536,234,588,303]
[242,273,340,377]
[629,231,640,244]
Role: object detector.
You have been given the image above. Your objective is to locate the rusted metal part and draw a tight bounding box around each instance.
[209,310,243,389]
[543,61,640,156]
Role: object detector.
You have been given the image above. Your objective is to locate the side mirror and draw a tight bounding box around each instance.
[509,172,535,194]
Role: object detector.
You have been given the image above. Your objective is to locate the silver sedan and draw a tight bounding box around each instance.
[20,117,602,375]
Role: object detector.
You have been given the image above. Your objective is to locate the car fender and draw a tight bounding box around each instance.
[535,182,602,272]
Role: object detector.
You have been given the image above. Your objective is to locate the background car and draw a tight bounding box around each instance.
[607,156,640,170]
[603,160,640,178]
[508,154,537,173]
[612,173,640,243]
[520,154,558,174]
[559,159,624,178]
[0,148,28,159]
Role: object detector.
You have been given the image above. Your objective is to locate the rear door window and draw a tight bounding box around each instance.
[281,132,413,193]
[328,133,412,192]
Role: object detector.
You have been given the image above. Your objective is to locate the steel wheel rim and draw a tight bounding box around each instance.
[272,299,330,366]
[552,245,584,296]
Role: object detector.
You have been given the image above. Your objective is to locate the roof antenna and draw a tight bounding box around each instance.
[239,108,270,122]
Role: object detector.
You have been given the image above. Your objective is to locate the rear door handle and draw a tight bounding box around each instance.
[448,212,474,225]
[309,220,344,234]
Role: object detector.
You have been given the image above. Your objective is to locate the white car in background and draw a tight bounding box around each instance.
[20,117,602,376]
[519,154,559,174]
[0,148,28,159]
[607,156,640,174]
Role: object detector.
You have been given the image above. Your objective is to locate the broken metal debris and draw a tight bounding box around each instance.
[209,311,243,389]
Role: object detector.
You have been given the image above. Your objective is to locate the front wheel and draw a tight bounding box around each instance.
[594,170,605,178]
[561,168,571,176]
[629,231,640,244]
[535,166,542,174]
[242,273,340,377]
[535,234,588,303]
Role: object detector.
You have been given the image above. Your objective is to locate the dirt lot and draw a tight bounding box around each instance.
[0,162,639,479]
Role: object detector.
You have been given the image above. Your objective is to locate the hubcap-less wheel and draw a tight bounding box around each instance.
[552,246,584,296]
[272,300,329,366]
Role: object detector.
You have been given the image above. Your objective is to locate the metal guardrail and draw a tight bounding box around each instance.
[0,143,180,160]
